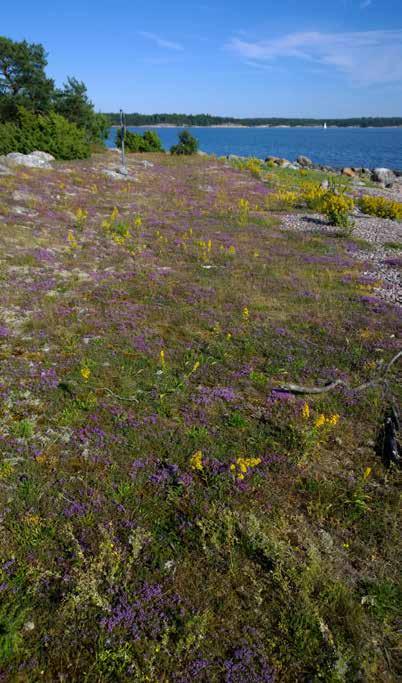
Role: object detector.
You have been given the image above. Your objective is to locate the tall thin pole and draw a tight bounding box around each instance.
[120,109,127,172]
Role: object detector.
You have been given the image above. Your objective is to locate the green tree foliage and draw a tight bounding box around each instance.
[170,130,198,155]
[0,35,107,155]
[0,36,54,119]
[53,77,109,143]
[115,129,164,152]
[0,107,90,159]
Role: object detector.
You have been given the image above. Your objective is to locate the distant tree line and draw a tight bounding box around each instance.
[107,113,402,128]
[0,36,108,158]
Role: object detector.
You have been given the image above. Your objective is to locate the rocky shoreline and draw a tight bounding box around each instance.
[227,153,402,188]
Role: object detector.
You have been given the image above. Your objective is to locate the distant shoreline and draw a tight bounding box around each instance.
[110,124,402,129]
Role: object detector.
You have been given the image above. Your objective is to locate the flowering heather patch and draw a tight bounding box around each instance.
[0,152,400,681]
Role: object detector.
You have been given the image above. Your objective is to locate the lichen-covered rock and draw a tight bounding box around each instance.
[6,152,53,169]
[372,168,395,186]
[31,151,55,162]
[297,155,313,167]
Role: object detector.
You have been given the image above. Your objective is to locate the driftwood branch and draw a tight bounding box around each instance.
[277,350,401,396]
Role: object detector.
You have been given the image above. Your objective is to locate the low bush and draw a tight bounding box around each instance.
[322,193,355,229]
[0,108,90,159]
[358,195,402,220]
[0,121,19,155]
[265,190,298,211]
[170,130,198,155]
[302,184,328,211]
[115,129,164,153]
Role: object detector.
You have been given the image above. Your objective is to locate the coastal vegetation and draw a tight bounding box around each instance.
[170,130,199,155]
[0,149,400,681]
[116,129,164,153]
[107,112,402,128]
[0,36,108,158]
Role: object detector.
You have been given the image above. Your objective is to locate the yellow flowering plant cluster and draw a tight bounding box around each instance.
[230,456,261,481]
[301,184,328,210]
[67,230,78,250]
[238,198,250,225]
[322,193,355,229]
[190,450,203,471]
[358,195,402,220]
[197,239,212,262]
[74,207,88,232]
[299,402,341,462]
[102,208,143,248]
[244,158,263,177]
[80,366,91,382]
[264,190,298,211]
[302,403,340,429]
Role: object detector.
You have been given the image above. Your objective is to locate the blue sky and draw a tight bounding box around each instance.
[3,0,402,117]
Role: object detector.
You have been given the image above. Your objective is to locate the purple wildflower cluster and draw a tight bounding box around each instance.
[101,582,185,640]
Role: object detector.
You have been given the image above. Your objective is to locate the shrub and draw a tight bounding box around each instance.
[322,193,355,229]
[0,108,90,159]
[0,121,19,155]
[265,190,298,211]
[115,129,163,153]
[302,184,328,211]
[358,195,402,220]
[170,130,198,156]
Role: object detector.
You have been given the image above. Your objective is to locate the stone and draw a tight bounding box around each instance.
[372,168,395,186]
[197,150,208,156]
[6,152,53,169]
[12,190,38,204]
[102,168,133,181]
[31,151,55,162]
[0,163,13,176]
[297,155,313,167]
[320,180,329,190]
[342,167,356,177]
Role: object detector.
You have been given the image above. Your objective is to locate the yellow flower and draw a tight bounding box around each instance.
[302,403,310,419]
[363,467,372,480]
[134,216,142,228]
[232,456,261,480]
[80,367,91,381]
[328,414,340,426]
[67,230,78,249]
[190,450,203,471]
[242,307,249,321]
[314,414,326,428]
[226,333,232,340]
[190,361,200,374]
[25,514,40,526]
[228,245,236,255]
[159,349,165,368]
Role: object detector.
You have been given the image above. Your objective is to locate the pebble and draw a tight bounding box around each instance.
[280,213,401,305]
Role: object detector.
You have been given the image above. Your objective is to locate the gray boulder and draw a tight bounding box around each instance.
[0,163,13,176]
[372,168,395,185]
[31,151,55,162]
[342,167,356,177]
[297,155,313,167]
[6,152,53,169]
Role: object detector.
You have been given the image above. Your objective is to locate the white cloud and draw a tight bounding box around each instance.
[139,31,184,51]
[226,30,402,84]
